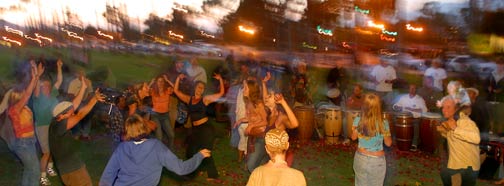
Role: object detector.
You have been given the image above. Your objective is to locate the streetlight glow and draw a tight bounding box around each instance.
[238,25,255,35]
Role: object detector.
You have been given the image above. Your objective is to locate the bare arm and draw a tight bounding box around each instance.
[203,73,224,105]
[173,74,191,104]
[262,72,270,101]
[66,89,104,130]
[276,94,298,129]
[34,62,45,97]
[54,59,63,89]
[384,136,392,147]
[13,62,39,112]
[71,77,88,110]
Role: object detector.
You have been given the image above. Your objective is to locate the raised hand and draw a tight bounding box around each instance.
[80,76,88,90]
[274,93,285,104]
[199,149,212,158]
[262,72,271,83]
[177,73,186,80]
[37,62,45,77]
[57,59,63,69]
[94,88,106,102]
[213,73,222,80]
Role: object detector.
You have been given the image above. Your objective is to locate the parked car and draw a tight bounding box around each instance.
[398,53,427,71]
[445,55,479,72]
[470,61,496,80]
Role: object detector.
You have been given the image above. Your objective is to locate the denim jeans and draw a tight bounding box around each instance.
[353,152,386,186]
[247,137,268,173]
[12,137,41,186]
[440,166,478,186]
[151,112,174,150]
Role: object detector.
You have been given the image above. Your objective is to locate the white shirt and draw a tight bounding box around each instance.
[424,67,447,91]
[235,88,246,121]
[492,70,504,83]
[393,94,427,118]
[371,65,396,92]
[186,66,207,84]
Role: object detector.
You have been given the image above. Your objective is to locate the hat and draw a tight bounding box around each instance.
[52,101,74,117]
[327,88,341,98]
[265,129,289,151]
[466,88,479,97]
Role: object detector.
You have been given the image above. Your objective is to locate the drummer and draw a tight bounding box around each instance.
[342,84,364,145]
[392,84,428,151]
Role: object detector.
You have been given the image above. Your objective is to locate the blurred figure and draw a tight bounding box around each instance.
[67,68,94,140]
[326,64,348,105]
[173,73,224,181]
[392,84,428,151]
[8,61,40,186]
[149,75,175,150]
[466,88,490,141]
[346,84,364,110]
[488,59,504,102]
[437,81,471,108]
[370,57,396,109]
[246,129,306,186]
[99,114,211,186]
[351,93,392,186]
[436,97,480,186]
[290,61,314,107]
[49,89,104,186]
[422,58,447,109]
[186,57,207,84]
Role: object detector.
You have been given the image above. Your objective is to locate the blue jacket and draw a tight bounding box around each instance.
[100,139,204,186]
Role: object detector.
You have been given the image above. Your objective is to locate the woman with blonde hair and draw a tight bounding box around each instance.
[100,114,210,186]
[351,93,392,186]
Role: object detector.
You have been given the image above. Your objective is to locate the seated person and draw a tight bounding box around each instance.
[393,84,427,151]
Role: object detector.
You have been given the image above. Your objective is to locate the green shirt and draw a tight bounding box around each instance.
[49,119,84,174]
[33,87,59,126]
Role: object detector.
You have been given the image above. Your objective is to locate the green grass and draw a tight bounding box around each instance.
[0,46,496,185]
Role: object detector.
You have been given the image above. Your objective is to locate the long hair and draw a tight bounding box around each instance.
[357,93,386,137]
[245,80,261,107]
[151,76,168,97]
[123,114,151,141]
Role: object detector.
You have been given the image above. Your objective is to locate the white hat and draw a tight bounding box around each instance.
[52,101,74,117]
[466,88,479,97]
[327,88,340,98]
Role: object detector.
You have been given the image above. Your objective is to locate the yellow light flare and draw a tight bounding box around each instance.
[4,26,24,37]
[238,25,255,35]
[168,31,184,40]
[35,33,53,43]
[406,24,423,32]
[367,21,385,30]
[98,31,114,40]
[2,36,22,46]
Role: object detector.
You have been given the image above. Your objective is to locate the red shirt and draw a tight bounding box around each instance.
[8,106,34,138]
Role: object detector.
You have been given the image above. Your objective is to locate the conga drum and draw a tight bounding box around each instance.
[395,112,414,151]
[345,109,361,138]
[420,112,442,153]
[294,106,315,142]
[323,106,342,144]
[382,112,395,138]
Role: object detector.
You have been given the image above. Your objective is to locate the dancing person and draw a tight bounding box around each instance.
[32,59,62,185]
[346,83,364,110]
[49,89,105,186]
[173,73,224,181]
[232,77,250,162]
[99,114,211,186]
[246,129,306,186]
[67,68,94,140]
[436,81,471,107]
[423,58,447,107]
[370,57,396,108]
[127,82,151,118]
[149,75,175,150]
[351,93,392,186]
[436,97,480,186]
[392,84,428,151]
[8,61,40,186]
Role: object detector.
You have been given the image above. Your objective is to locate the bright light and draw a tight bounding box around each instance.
[98,31,114,40]
[2,36,22,46]
[354,6,369,14]
[406,24,423,32]
[4,26,24,37]
[367,21,385,30]
[24,35,42,45]
[173,6,188,13]
[0,40,12,47]
[35,33,53,43]
[382,29,398,36]
[380,34,396,42]
[302,42,317,50]
[273,38,276,42]
[168,30,184,40]
[317,25,333,36]
[238,25,255,35]
[200,31,215,38]
[61,28,84,41]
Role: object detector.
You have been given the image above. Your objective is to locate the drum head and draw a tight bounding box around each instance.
[421,112,442,119]
[327,88,340,98]
[394,111,412,117]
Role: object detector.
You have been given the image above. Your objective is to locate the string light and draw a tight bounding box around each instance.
[317,25,333,36]
[2,36,22,46]
[61,28,84,41]
[24,35,42,45]
[302,42,317,50]
[168,30,184,40]
[4,26,24,37]
[367,21,385,30]
[200,31,215,38]
[98,31,114,40]
[382,29,398,36]
[406,24,423,32]
[35,33,53,43]
[354,6,370,14]
[380,34,396,42]
[238,25,255,35]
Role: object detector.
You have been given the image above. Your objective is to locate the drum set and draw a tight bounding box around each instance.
[293,101,445,153]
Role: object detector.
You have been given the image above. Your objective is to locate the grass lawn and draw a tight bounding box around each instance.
[0,46,496,185]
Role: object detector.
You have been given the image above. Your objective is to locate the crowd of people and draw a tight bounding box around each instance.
[0,52,503,186]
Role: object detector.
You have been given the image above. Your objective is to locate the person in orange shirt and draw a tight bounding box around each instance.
[149,75,175,150]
